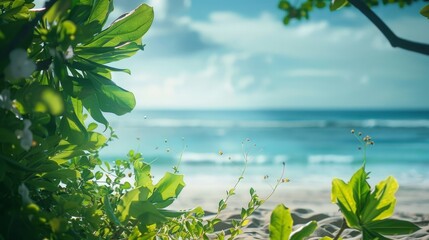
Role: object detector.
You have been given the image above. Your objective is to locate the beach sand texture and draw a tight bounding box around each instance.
[170,185,429,239]
[209,208,429,240]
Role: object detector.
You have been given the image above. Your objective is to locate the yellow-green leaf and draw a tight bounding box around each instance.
[361,176,398,223]
[331,178,360,227]
[269,204,293,240]
[330,0,348,11]
[84,4,154,48]
[117,187,152,222]
[290,221,317,240]
[420,4,429,18]
[148,172,185,208]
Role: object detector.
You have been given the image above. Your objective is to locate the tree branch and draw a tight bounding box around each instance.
[348,0,429,56]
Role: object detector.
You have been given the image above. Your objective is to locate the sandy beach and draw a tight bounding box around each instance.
[208,207,429,240]
[170,179,429,239]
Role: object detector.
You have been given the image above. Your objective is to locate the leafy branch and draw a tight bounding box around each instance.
[348,0,429,56]
[278,0,429,56]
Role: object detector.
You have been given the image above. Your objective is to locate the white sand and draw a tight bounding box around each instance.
[169,180,429,239]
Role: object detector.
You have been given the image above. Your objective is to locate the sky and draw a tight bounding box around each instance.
[38,0,429,109]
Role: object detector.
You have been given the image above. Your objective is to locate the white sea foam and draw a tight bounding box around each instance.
[308,155,354,164]
[181,152,268,164]
[123,118,429,129]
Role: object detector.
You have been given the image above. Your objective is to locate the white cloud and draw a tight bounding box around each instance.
[148,0,191,21]
[113,8,429,109]
[190,11,381,60]
[285,69,346,78]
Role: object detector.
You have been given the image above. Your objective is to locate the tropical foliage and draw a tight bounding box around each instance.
[0,1,423,239]
[269,132,421,240]
[277,0,429,56]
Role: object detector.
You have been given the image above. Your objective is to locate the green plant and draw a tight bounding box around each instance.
[0,0,155,238]
[269,204,318,240]
[269,131,421,240]
[329,131,420,239]
[277,0,429,56]
[1,1,286,239]
[153,142,288,240]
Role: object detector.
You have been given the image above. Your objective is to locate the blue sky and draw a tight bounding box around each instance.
[38,0,429,109]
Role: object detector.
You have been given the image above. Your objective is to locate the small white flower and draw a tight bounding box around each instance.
[4,48,36,84]
[64,45,74,60]
[15,119,33,151]
[0,89,21,118]
[18,183,33,205]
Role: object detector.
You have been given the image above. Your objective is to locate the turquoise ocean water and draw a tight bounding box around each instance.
[101,110,429,189]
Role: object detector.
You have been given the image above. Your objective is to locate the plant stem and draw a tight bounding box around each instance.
[348,0,429,56]
[333,219,347,240]
[212,143,249,220]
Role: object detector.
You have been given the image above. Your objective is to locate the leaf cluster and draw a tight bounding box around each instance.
[277,0,429,25]
[1,1,284,239]
[269,132,421,240]
[329,165,420,239]
[0,0,154,238]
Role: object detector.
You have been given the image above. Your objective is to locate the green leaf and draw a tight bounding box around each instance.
[0,2,35,22]
[420,4,429,18]
[122,182,132,190]
[131,201,167,226]
[331,178,360,228]
[72,56,131,74]
[87,122,98,131]
[158,209,187,218]
[59,109,88,144]
[148,172,185,208]
[87,72,136,115]
[75,39,144,64]
[330,0,348,11]
[51,150,85,163]
[82,94,109,127]
[28,179,59,191]
[364,219,420,235]
[15,84,64,116]
[361,176,398,223]
[290,221,318,240]
[117,187,152,222]
[362,228,392,240]
[43,0,71,23]
[241,207,248,219]
[0,128,19,144]
[44,169,81,180]
[95,171,103,180]
[349,166,370,216]
[49,217,68,233]
[84,132,107,150]
[85,0,113,31]
[104,195,121,226]
[84,4,154,48]
[133,160,154,190]
[269,204,293,240]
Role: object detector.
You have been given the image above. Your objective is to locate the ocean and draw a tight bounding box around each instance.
[101,110,429,190]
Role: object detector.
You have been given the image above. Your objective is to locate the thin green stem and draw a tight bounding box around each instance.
[333,219,347,240]
[263,162,286,201]
[173,141,187,174]
[211,142,249,220]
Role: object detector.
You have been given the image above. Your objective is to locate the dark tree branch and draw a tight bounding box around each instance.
[348,0,429,56]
